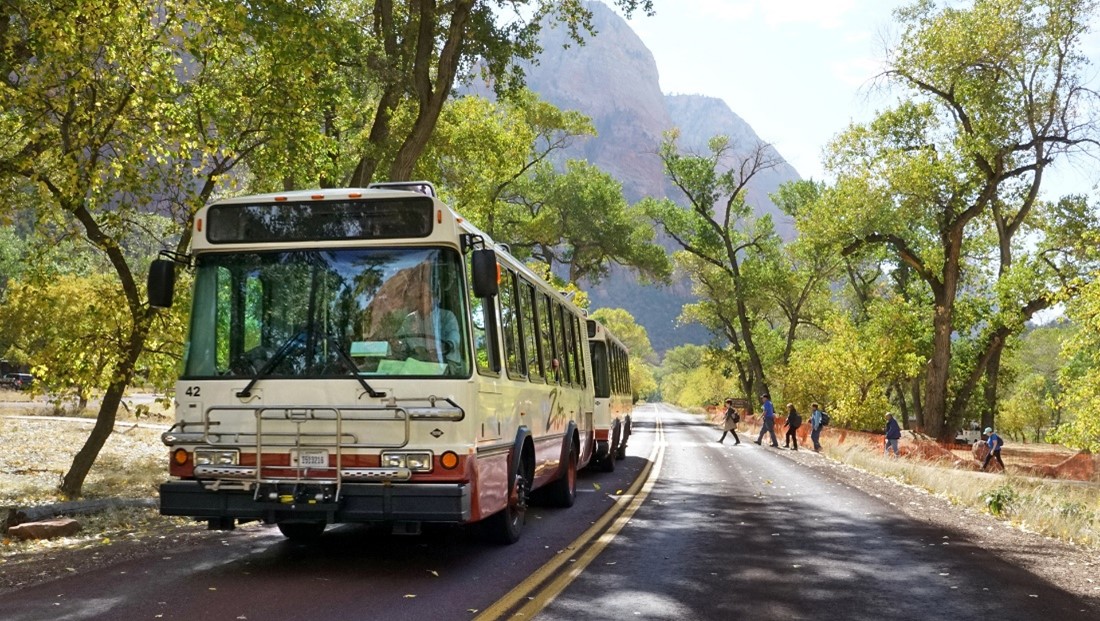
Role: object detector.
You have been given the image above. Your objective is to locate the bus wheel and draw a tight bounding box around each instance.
[484,469,529,545]
[616,418,631,460]
[602,427,619,472]
[543,442,578,507]
[277,521,326,541]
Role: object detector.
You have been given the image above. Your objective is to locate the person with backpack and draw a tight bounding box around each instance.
[717,398,741,445]
[783,403,802,450]
[755,393,779,447]
[884,412,902,457]
[809,402,826,452]
[982,426,1005,472]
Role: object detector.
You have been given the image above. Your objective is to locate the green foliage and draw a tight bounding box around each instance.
[421,93,669,288]
[1050,279,1100,452]
[644,131,787,397]
[984,484,1018,516]
[780,300,926,430]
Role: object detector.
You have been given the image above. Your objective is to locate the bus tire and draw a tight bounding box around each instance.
[484,459,531,545]
[277,521,326,541]
[542,440,578,507]
[616,416,631,460]
[601,424,619,472]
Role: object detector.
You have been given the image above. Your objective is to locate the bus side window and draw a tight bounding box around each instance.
[499,269,524,379]
[467,253,499,375]
[519,279,542,381]
[554,303,570,385]
[573,315,586,387]
[537,292,555,383]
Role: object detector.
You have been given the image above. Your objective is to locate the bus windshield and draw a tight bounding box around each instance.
[183,247,470,379]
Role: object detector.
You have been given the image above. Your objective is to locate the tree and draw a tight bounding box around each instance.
[782,300,925,431]
[503,160,672,285]
[768,180,843,363]
[418,92,670,286]
[344,0,654,185]
[814,0,1100,440]
[643,133,785,399]
[0,0,343,497]
[1051,282,1100,452]
[416,90,596,231]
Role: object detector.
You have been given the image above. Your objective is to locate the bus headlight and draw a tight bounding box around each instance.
[382,451,433,472]
[194,449,240,466]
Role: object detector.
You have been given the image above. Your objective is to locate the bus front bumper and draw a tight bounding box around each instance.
[159,480,471,524]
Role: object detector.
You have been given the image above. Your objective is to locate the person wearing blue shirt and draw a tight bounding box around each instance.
[884,412,901,457]
[754,393,779,447]
[982,427,1005,471]
[809,402,824,452]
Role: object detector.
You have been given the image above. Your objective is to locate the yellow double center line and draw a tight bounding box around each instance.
[476,411,667,620]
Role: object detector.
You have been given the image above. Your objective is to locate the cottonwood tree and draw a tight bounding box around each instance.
[811,0,1099,439]
[501,160,672,285]
[642,132,785,399]
[0,0,345,497]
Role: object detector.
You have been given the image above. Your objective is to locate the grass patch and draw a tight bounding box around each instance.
[826,443,1100,548]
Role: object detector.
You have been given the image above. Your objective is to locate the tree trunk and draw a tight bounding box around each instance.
[59,313,151,498]
[892,382,910,429]
[60,382,126,498]
[923,295,952,440]
[910,376,924,430]
[981,344,1003,432]
[389,1,473,181]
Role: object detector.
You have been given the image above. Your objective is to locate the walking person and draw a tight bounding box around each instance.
[755,393,779,447]
[783,403,801,450]
[809,402,824,452]
[884,412,901,457]
[982,426,1005,472]
[718,398,741,445]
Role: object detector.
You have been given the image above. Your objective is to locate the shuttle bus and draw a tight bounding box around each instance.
[586,319,632,471]
[148,182,595,544]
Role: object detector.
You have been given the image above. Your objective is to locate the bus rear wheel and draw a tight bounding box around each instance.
[541,442,578,507]
[601,426,620,472]
[484,469,529,544]
[277,521,326,541]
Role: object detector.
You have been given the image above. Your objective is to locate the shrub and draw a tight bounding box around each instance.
[984,484,1018,516]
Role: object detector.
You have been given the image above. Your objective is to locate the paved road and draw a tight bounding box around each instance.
[2,403,1095,620]
[535,404,1097,620]
[0,418,647,620]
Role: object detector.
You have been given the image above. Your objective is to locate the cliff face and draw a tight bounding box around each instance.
[519,1,802,354]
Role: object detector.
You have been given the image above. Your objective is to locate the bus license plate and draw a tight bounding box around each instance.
[296,450,328,468]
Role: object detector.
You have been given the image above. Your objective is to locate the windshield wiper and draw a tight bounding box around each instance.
[236,330,387,399]
[236,331,304,398]
[324,332,386,398]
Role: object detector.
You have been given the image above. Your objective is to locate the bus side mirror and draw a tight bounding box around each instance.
[471,249,499,298]
[148,259,177,308]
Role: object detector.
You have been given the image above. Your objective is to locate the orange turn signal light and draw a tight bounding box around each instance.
[173,448,189,465]
[440,451,459,470]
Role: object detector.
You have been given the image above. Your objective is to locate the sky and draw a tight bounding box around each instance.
[611,0,1100,200]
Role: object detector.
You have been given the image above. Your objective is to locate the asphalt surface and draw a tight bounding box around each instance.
[2,403,1095,620]
[535,404,1096,620]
